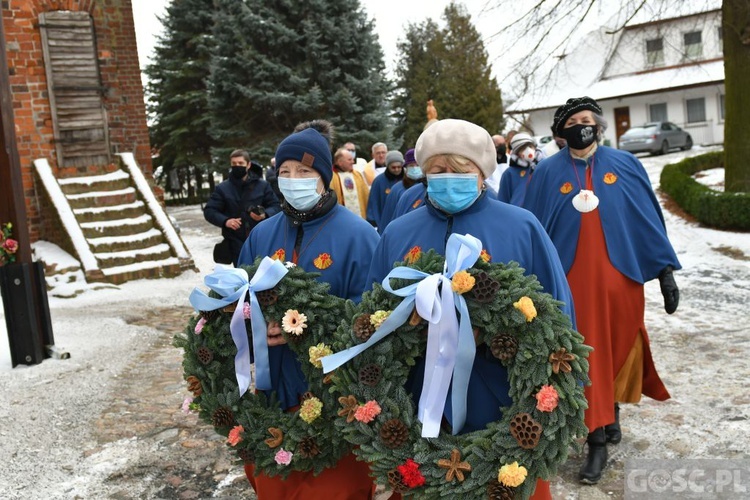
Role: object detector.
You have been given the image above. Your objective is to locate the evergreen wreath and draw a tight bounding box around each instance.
[326,249,591,499]
[174,258,352,477]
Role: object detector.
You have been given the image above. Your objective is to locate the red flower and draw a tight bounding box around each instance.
[397,458,426,488]
[2,238,18,254]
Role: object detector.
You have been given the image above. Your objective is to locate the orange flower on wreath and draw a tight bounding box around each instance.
[560,182,573,194]
[603,172,618,184]
[272,248,286,261]
[404,246,422,264]
[314,252,333,270]
[480,249,491,263]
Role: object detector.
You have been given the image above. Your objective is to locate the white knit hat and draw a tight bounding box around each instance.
[510,132,535,155]
[415,119,496,178]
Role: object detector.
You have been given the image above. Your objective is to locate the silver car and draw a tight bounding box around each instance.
[618,121,693,155]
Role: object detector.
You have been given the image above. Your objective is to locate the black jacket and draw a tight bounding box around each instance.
[204,174,281,264]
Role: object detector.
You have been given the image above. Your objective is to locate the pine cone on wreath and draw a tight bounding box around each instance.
[379,419,409,449]
[200,309,219,322]
[196,346,214,365]
[354,313,375,341]
[256,289,278,306]
[470,271,500,303]
[358,364,382,387]
[387,469,409,493]
[298,436,321,458]
[487,479,515,499]
[237,447,255,463]
[186,375,202,397]
[211,406,235,427]
[490,334,519,362]
[509,412,542,449]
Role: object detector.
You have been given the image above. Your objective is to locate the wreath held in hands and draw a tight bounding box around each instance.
[321,234,591,499]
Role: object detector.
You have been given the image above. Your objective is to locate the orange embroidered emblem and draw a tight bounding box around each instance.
[272,248,286,261]
[560,182,573,194]
[480,249,491,263]
[603,172,617,184]
[313,252,333,270]
[404,246,422,264]
[412,199,423,209]
[385,188,391,194]
[520,170,527,177]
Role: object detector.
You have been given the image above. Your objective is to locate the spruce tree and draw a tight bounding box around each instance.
[392,3,504,146]
[145,0,216,198]
[208,0,390,163]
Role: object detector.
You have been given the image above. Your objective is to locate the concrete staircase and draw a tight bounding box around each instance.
[34,153,195,286]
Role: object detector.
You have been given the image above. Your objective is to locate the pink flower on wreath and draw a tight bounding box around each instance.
[535,384,559,412]
[354,400,381,423]
[2,238,18,254]
[227,425,244,446]
[243,302,251,320]
[195,317,206,334]
[181,396,193,414]
[274,448,293,465]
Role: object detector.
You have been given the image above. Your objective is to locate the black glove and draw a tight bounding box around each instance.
[658,265,679,314]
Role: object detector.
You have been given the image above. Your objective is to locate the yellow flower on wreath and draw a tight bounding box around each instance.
[309,343,333,368]
[370,310,391,329]
[513,296,537,322]
[451,270,475,294]
[299,396,323,423]
[498,461,527,487]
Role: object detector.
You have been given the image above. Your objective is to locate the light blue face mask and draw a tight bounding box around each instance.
[405,166,424,180]
[278,177,322,211]
[426,173,480,214]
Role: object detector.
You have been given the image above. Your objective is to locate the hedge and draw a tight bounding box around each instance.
[660,151,750,231]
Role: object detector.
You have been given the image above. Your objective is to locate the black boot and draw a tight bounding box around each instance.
[579,427,608,484]
[605,403,622,444]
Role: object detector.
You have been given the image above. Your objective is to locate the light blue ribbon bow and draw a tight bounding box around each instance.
[321,233,482,437]
[188,257,288,397]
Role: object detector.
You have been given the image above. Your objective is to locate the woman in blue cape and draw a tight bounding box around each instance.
[238,126,379,499]
[524,96,681,485]
[367,119,575,500]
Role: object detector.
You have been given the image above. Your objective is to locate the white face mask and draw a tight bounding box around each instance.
[278,177,322,211]
[519,147,536,162]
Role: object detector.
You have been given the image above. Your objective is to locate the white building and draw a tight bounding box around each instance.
[507,6,725,148]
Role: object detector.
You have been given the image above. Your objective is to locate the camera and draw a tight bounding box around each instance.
[249,205,266,217]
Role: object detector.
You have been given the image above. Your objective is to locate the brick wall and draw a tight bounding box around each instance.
[2,0,153,242]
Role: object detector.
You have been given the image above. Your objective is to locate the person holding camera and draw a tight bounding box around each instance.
[204,149,281,266]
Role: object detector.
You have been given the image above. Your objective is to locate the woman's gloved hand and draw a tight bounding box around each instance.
[658,265,679,314]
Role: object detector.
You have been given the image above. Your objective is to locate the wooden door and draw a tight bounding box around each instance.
[614,107,631,148]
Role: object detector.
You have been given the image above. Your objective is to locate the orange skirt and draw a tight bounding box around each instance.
[568,182,669,431]
[245,452,375,500]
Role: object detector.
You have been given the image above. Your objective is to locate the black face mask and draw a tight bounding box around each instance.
[496,146,507,164]
[560,124,597,150]
[230,166,247,179]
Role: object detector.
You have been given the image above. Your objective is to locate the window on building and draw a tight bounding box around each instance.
[686,97,706,123]
[684,31,703,59]
[646,38,664,66]
[719,94,725,121]
[39,11,110,168]
[649,103,668,122]
[718,26,723,53]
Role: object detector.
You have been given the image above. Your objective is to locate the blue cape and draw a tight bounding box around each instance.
[524,146,681,283]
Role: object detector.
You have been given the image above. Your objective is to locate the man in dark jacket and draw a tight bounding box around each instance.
[204,149,281,265]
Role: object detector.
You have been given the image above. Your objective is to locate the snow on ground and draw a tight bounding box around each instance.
[0,146,748,498]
